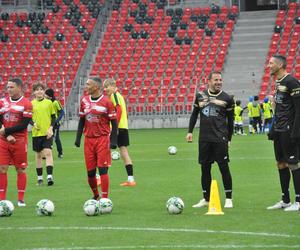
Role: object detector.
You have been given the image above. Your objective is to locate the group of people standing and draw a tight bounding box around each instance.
[0,54,299,212]
[0,81,64,206]
[0,77,135,206]
[186,54,300,211]
[233,95,273,136]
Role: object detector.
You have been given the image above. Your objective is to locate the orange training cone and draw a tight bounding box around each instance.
[205,180,224,215]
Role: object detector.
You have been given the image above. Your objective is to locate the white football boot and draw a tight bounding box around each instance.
[284,202,300,212]
[224,198,233,208]
[267,200,291,210]
[192,198,209,208]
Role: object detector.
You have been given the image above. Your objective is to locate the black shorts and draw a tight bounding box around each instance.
[198,141,229,165]
[117,128,130,147]
[273,131,299,164]
[32,136,53,152]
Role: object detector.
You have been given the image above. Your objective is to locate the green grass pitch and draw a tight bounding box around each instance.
[1,129,300,249]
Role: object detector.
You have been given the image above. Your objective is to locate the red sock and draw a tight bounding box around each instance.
[88,177,99,198]
[17,172,27,201]
[100,174,109,198]
[0,173,8,200]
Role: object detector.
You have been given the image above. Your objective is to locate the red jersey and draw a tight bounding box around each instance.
[79,95,116,138]
[0,96,32,140]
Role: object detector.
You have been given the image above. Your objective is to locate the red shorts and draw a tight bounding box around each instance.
[0,137,28,168]
[84,136,111,171]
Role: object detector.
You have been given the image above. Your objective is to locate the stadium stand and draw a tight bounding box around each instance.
[90,0,239,115]
[0,0,103,103]
[261,2,300,99]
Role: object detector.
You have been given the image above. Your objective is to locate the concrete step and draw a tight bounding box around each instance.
[235,25,273,33]
[229,47,269,53]
[231,40,270,46]
[227,55,266,61]
[237,18,275,25]
[232,33,272,42]
[239,10,277,18]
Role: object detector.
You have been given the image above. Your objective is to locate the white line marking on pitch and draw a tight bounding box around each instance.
[25,244,300,250]
[1,226,299,239]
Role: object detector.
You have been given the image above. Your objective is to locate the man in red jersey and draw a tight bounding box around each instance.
[0,78,32,207]
[75,77,117,200]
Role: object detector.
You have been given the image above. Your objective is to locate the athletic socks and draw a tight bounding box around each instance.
[234,125,238,134]
[100,174,109,198]
[17,172,26,201]
[88,176,99,198]
[248,125,252,133]
[279,168,291,203]
[125,164,135,182]
[125,164,133,176]
[0,173,7,200]
[240,126,244,134]
[291,168,300,203]
[36,168,43,180]
[0,172,26,201]
[46,165,53,175]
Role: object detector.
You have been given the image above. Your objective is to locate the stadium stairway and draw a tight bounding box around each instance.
[222,10,276,105]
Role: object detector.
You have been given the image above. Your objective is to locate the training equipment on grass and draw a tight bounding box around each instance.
[206,180,224,215]
[0,200,14,217]
[83,199,100,216]
[168,146,177,155]
[111,151,120,160]
[36,199,55,216]
[99,198,113,214]
[166,197,184,214]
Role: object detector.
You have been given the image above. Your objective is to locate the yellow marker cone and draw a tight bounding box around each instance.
[205,180,224,215]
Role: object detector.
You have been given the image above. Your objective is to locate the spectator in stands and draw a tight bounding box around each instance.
[45,89,64,158]
[186,71,234,209]
[103,78,136,187]
[267,54,300,211]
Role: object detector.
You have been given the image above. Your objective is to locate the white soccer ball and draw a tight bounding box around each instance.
[111,151,120,160]
[36,199,55,216]
[0,200,14,217]
[99,198,113,214]
[166,197,184,214]
[83,199,100,216]
[168,146,177,155]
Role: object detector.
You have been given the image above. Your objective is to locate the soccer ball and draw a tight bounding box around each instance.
[111,151,120,160]
[99,198,113,214]
[36,199,55,216]
[83,199,100,216]
[0,200,14,217]
[166,197,184,214]
[168,146,177,155]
